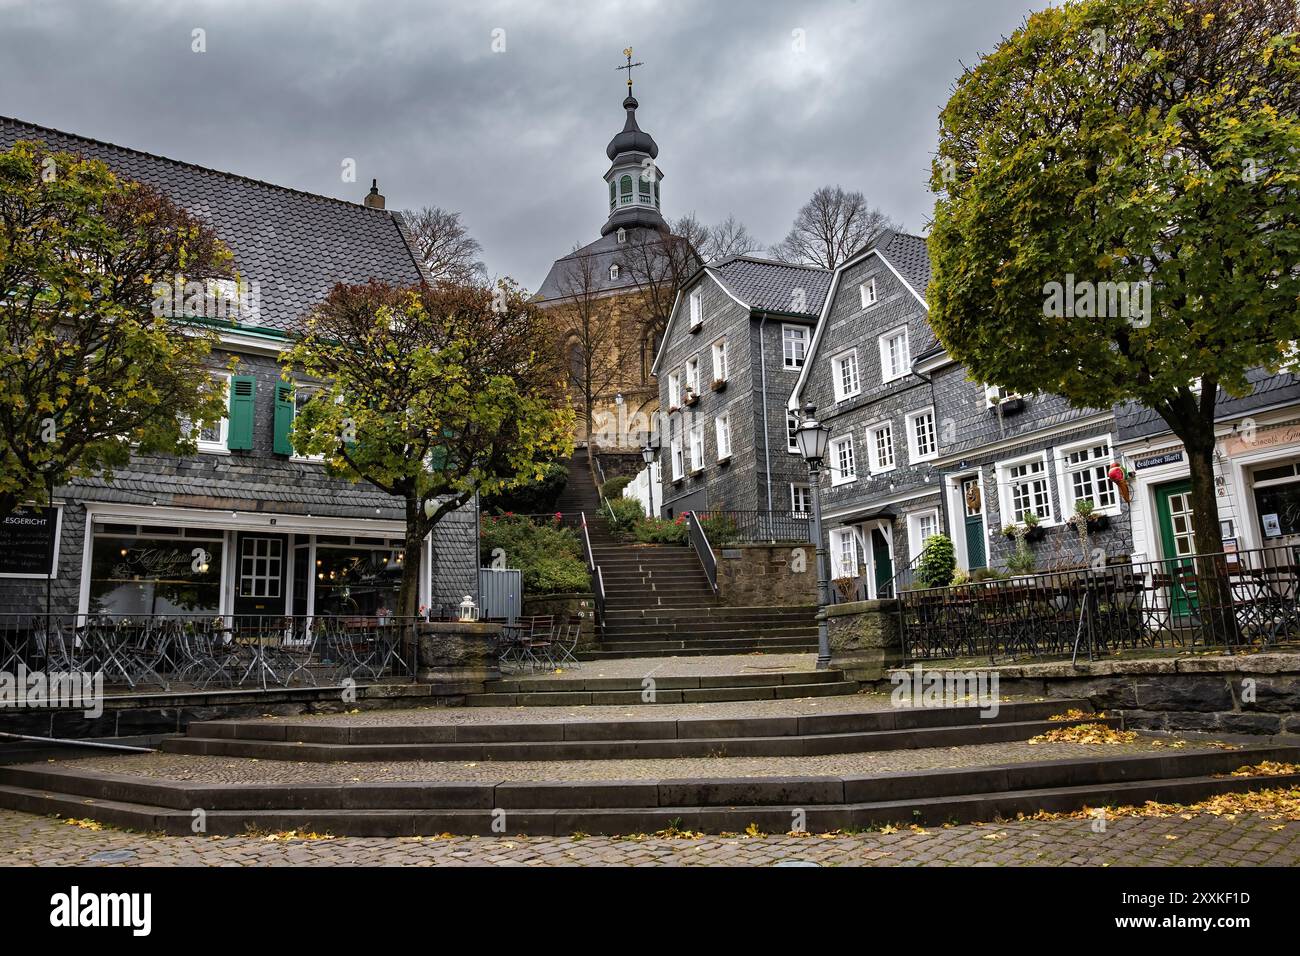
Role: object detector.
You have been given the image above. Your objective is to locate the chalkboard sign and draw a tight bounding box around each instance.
[0,506,61,578]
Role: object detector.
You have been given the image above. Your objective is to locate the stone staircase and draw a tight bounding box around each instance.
[564,448,818,659]
[5,703,1296,836]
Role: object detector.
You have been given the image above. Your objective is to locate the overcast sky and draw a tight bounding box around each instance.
[0,0,1053,290]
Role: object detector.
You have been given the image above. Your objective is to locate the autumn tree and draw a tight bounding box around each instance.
[401,206,487,285]
[0,141,231,522]
[928,0,1300,574]
[554,244,624,439]
[282,280,574,619]
[770,185,899,268]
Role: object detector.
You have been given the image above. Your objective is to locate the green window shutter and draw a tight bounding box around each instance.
[620,175,632,195]
[227,375,256,450]
[272,383,294,456]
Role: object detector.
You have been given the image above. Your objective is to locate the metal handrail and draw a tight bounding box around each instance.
[685,511,719,593]
[579,512,606,637]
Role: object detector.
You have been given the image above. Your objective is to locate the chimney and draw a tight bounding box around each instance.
[363,178,385,209]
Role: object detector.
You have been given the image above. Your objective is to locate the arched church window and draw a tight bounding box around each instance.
[609,181,616,209]
[639,177,651,199]
[620,175,633,205]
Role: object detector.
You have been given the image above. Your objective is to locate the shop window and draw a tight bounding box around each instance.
[313,542,405,616]
[88,524,224,615]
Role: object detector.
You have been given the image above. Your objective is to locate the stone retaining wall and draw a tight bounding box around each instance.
[715,544,818,607]
[825,598,903,682]
[522,592,599,652]
[872,653,1300,736]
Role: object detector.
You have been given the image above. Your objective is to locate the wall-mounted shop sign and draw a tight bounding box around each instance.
[1224,421,1300,458]
[0,506,62,578]
[1132,451,1184,471]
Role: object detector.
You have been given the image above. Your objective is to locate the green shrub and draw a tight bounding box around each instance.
[479,514,590,593]
[632,515,688,544]
[696,512,739,546]
[481,461,568,514]
[970,567,1007,582]
[600,475,632,500]
[604,496,647,539]
[913,534,956,589]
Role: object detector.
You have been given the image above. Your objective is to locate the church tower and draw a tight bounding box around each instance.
[535,49,696,452]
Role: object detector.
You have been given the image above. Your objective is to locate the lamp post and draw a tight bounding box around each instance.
[640,441,658,518]
[794,403,833,669]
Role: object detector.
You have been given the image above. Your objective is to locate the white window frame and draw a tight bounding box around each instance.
[830,434,857,486]
[670,436,685,481]
[786,409,800,454]
[859,278,878,309]
[609,264,620,280]
[867,421,896,475]
[289,384,327,463]
[685,355,700,396]
[905,407,938,463]
[1054,435,1120,517]
[668,371,682,409]
[711,339,728,383]
[790,483,812,517]
[239,535,283,599]
[878,327,910,383]
[830,527,859,577]
[832,349,861,402]
[996,451,1055,525]
[689,288,703,330]
[715,412,732,461]
[688,424,705,473]
[782,324,808,370]
[907,509,941,563]
[183,371,231,453]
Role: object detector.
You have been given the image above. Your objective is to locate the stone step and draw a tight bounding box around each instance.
[580,646,818,659]
[603,605,818,621]
[602,618,816,634]
[464,681,860,707]
[160,716,1116,763]
[482,669,845,693]
[4,744,1295,836]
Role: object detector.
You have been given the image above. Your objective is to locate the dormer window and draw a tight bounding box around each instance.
[616,227,627,244]
[860,279,878,309]
[609,264,620,281]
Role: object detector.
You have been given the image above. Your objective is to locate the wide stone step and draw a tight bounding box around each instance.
[604,605,818,621]
[597,630,821,648]
[5,744,1296,836]
[483,670,845,693]
[160,716,1115,763]
[464,681,860,707]
[602,618,816,634]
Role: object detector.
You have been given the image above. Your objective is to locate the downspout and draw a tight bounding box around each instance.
[758,312,774,514]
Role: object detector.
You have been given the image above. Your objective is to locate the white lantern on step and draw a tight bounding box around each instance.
[458,595,479,622]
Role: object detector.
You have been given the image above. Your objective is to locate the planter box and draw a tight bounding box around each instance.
[991,397,1026,415]
[683,393,700,407]
[710,379,727,393]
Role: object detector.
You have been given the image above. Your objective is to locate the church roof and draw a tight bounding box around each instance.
[0,115,427,335]
[534,226,686,303]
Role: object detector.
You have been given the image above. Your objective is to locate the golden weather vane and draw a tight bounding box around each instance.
[616,47,643,92]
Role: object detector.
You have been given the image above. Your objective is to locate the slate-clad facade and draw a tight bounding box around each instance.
[791,231,1133,595]
[0,117,478,618]
[651,257,831,519]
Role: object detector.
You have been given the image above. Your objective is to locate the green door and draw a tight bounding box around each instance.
[872,528,894,597]
[961,476,987,570]
[1155,480,1197,618]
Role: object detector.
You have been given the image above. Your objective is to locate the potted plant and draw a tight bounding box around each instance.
[683,388,699,407]
[1005,548,1037,579]
[1001,512,1046,543]
[710,378,727,393]
[832,575,859,601]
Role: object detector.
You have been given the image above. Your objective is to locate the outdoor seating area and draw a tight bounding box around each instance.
[898,546,1300,664]
[0,613,438,692]
[495,615,583,672]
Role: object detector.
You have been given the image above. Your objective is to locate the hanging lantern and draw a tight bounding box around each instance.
[458,595,479,622]
[1107,463,1132,504]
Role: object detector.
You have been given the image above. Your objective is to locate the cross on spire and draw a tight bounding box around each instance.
[616,47,643,92]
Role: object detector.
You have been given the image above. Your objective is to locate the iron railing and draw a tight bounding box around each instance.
[687,510,811,545]
[579,512,606,637]
[896,545,1300,664]
[0,612,432,693]
[685,511,719,593]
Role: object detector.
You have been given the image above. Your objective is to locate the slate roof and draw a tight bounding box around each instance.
[872,230,932,302]
[709,256,833,317]
[534,226,690,302]
[1115,368,1300,441]
[0,116,426,335]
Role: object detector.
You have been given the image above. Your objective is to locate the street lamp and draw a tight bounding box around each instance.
[641,440,659,517]
[794,403,833,668]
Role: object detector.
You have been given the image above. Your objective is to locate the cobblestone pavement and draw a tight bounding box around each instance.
[52,737,1222,784]
[273,691,991,726]
[2,808,1295,866]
